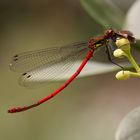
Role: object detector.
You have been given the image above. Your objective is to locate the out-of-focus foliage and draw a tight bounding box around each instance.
[80,0,125,29]
[124,0,140,50]
[0,1,140,140]
[116,107,140,140]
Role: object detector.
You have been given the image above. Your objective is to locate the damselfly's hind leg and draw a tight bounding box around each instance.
[105,44,124,70]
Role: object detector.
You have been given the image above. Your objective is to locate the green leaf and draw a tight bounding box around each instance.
[116,107,140,140]
[80,0,125,29]
[123,0,140,50]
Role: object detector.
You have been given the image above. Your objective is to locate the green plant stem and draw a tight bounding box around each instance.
[126,52,140,73]
[130,72,140,78]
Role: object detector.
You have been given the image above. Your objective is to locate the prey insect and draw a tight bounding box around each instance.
[8,28,135,113]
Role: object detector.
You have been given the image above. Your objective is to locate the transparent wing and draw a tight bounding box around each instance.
[10,41,87,72]
[10,41,89,88]
[19,48,88,88]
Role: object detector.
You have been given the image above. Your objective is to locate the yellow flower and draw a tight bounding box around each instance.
[115,71,130,80]
[116,70,140,80]
[113,49,126,58]
[114,37,140,74]
[115,38,130,53]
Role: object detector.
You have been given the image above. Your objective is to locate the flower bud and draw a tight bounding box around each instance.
[113,49,126,58]
[116,38,130,52]
[116,71,130,80]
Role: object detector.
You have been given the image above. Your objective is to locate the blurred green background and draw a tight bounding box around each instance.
[0,0,139,140]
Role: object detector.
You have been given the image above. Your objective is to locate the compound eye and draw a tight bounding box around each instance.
[108,29,112,33]
[104,29,114,36]
[108,29,114,35]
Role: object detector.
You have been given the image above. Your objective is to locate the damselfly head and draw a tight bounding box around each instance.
[104,28,115,37]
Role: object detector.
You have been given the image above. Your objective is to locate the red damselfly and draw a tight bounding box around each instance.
[8,29,135,113]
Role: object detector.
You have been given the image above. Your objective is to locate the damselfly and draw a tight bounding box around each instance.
[8,28,135,113]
